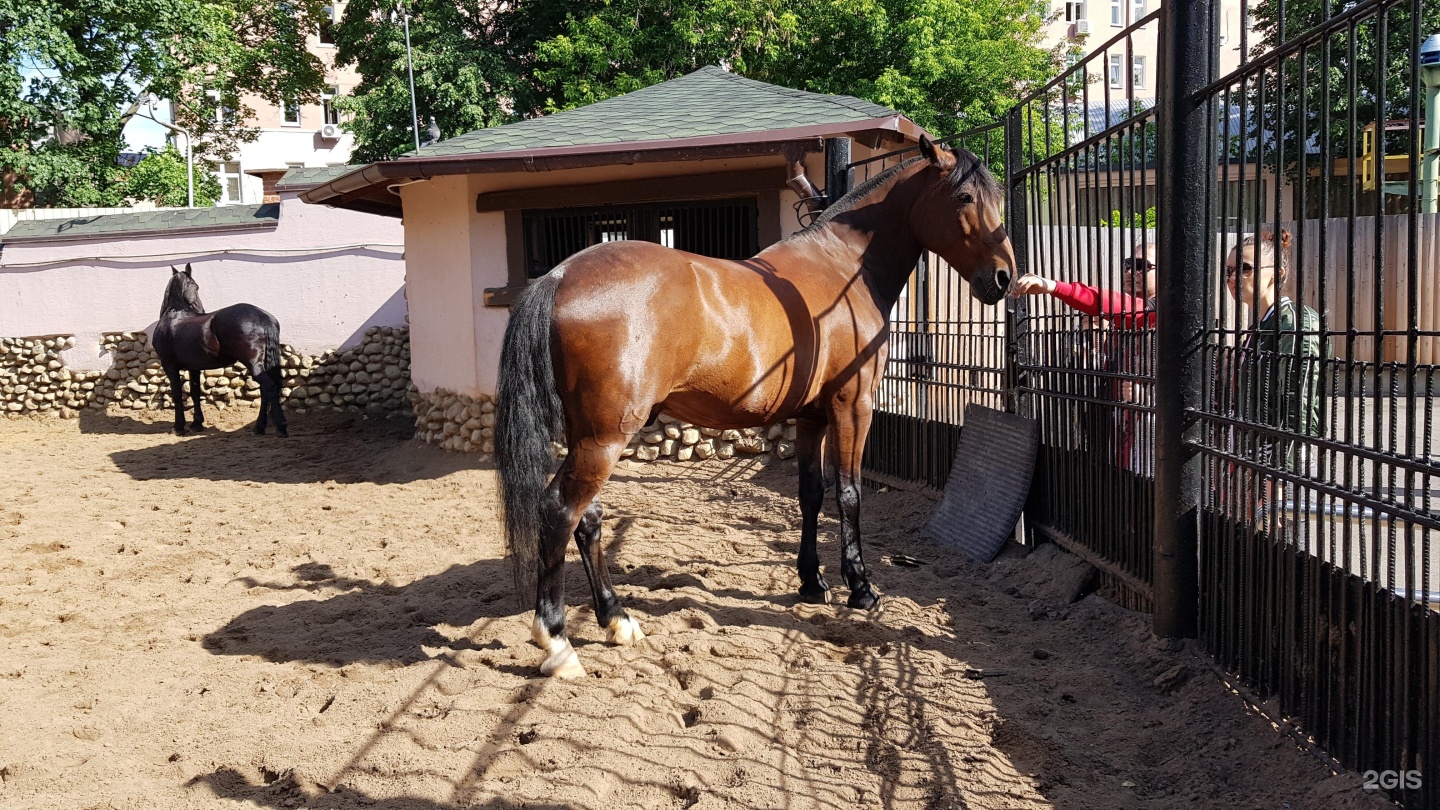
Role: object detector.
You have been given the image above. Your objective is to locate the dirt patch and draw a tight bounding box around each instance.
[0,407,1392,809]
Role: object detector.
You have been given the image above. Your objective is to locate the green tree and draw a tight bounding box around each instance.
[1,0,329,206]
[332,0,1061,160]
[332,0,516,163]
[1243,0,1439,184]
[120,145,223,207]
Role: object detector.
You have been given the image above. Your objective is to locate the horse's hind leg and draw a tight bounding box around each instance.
[267,366,288,437]
[574,498,644,645]
[533,438,628,678]
[164,365,188,435]
[251,364,271,435]
[188,369,206,430]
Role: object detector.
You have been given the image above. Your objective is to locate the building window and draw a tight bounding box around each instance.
[281,96,300,126]
[322,85,340,125]
[1109,54,1124,87]
[1110,0,1122,26]
[1064,0,1086,22]
[1132,0,1145,19]
[1132,56,1146,88]
[521,199,758,279]
[220,162,243,205]
[318,5,335,45]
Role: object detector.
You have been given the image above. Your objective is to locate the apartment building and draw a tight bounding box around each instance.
[216,2,361,206]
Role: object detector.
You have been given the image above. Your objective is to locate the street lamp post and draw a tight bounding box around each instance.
[401,4,420,152]
[1421,34,1440,214]
[136,96,194,208]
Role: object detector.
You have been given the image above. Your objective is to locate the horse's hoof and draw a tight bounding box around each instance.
[540,637,586,679]
[276,428,289,438]
[847,586,881,610]
[174,426,188,437]
[798,584,832,605]
[190,422,206,431]
[253,427,266,436]
[606,615,645,646]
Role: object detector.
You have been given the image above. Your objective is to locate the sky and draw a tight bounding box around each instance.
[18,64,170,152]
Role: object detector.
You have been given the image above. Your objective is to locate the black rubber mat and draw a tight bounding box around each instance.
[920,404,1040,563]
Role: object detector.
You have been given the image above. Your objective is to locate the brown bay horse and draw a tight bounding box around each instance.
[152,265,287,437]
[496,137,1014,678]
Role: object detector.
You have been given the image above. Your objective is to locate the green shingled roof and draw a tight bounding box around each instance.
[276,166,352,189]
[2,204,279,242]
[409,66,900,158]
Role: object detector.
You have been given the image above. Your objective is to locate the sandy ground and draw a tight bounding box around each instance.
[0,406,1396,810]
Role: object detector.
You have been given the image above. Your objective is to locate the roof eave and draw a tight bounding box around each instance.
[300,115,919,212]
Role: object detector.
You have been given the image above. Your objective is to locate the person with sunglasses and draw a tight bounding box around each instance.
[1011,242,1158,473]
[1010,242,1157,328]
[1219,228,1324,531]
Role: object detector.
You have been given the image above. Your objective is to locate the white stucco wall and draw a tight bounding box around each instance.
[399,176,479,396]
[0,193,405,371]
[396,153,853,399]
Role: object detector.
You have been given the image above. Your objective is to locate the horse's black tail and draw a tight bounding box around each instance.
[496,271,565,602]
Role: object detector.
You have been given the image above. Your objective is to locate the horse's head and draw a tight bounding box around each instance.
[162,264,204,315]
[909,137,1015,305]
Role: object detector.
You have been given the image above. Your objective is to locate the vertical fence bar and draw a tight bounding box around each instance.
[1005,109,1030,417]
[1153,0,1214,639]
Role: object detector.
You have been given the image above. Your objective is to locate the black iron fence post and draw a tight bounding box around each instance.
[1003,110,1030,416]
[825,138,853,206]
[1153,0,1212,639]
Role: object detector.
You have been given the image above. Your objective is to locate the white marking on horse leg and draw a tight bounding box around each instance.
[531,614,553,648]
[606,615,646,646]
[540,636,586,679]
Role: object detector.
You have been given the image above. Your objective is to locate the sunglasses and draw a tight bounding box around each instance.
[1224,261,1255,278]
[1121,258,1153,274]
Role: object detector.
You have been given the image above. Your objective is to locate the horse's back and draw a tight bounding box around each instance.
[548,239,853,426]
[211,302,280,331]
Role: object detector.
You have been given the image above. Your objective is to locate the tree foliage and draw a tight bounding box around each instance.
[332,0,515,163]
[122,145,223,207]
[1243,0,1439,182]
[1,0,329,206]
[333,0,1061,160]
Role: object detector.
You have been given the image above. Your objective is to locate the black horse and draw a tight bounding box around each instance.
[151,264,287,437]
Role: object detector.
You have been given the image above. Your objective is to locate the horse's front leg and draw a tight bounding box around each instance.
[163,365,188,435]
[795,418,831,603]
[188,369,206,430]
[829,401,879,609]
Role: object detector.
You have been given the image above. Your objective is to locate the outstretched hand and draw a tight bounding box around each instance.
[1010,274,1056,297]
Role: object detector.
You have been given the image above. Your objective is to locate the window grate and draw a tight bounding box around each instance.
[521,198,759,279]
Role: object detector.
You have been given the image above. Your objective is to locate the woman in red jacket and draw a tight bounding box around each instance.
[1011,244,1157,473]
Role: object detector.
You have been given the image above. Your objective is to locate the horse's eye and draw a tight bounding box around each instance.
[957,192,974,205]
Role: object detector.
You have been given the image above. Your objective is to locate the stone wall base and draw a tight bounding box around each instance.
[0,327,413,419]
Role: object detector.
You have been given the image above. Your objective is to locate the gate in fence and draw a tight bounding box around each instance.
[849,1,1438,805]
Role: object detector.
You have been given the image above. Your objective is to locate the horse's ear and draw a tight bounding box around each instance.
[918,135,956,172]
[171,266,179,275]
[183,264,193,278]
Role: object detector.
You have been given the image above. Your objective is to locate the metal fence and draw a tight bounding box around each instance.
[849,0,1438,804]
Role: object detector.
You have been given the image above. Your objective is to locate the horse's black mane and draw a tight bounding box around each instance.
[805,146,1002,231]
[161,274,203,316]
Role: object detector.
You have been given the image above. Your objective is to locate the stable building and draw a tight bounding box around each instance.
[301,66,927,409]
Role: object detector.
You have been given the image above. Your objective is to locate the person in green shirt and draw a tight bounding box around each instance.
[1222,228,1325,528]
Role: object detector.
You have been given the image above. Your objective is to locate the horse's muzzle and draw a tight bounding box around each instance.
[969,266,1012,305]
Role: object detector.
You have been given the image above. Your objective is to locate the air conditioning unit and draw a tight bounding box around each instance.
[1073,19,1091,35]
[319,123,341,139]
